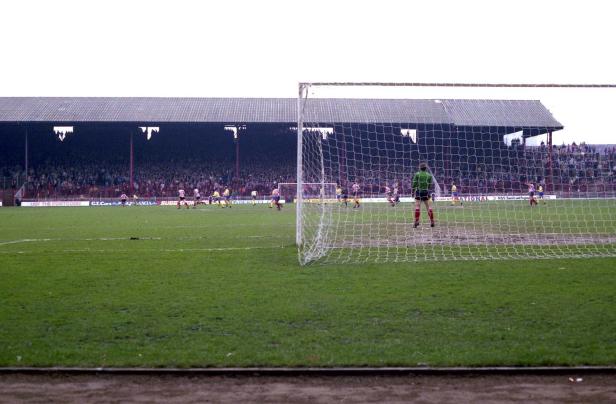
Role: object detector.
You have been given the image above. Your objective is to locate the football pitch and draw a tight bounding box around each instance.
[1,202,615,367]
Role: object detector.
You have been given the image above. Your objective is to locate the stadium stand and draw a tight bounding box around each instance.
[0,97,614,200]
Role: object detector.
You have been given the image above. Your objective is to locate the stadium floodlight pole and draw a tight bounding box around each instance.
[296,83,309,248]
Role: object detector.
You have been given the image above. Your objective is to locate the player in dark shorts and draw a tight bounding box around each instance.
[412,162,435,228]
[341,188,349,207]
[271,188,282,210]
[120,193,128,206]
[415,190,430,201]
[527,183,538,207]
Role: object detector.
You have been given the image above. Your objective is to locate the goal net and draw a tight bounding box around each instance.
[279,182,337,203]
[297,83,616,265]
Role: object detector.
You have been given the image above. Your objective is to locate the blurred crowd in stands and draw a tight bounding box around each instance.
[1,159,294,199]
[522,143,616,193]
[438,142,616,195]
[323,142,616,196]
[1,141,615,199]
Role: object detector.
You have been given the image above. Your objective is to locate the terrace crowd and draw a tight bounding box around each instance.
[1,142,615,199]
[2,159,294,199]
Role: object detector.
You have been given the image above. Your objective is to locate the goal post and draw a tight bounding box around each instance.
[296,82,616,265]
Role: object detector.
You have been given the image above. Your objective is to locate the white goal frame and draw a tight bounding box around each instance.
[296,82,616,265]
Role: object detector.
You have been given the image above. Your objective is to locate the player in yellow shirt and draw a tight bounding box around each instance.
[212,190,221,206]
[222,187,231,208]
[538,184,545,204]
[336,185,343,205]
[451,182,462,206]
[270,187,282,210]
[351,182,361,208]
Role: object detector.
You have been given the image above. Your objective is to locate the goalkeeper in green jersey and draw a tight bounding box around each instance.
[412,162,435,228]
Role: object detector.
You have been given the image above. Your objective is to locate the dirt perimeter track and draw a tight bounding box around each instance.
[1,368,615,403]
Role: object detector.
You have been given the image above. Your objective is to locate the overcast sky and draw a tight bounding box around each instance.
[1,0,615,144]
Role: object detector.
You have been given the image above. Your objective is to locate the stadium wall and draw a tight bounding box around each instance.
[13,195,570,207]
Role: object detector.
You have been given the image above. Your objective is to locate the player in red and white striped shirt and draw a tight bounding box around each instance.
[392,183,400,206]
[527,183,538,207]
[385,185,394,207]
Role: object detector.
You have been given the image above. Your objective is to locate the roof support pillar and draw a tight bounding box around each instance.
[24,126,28,199]
[339,131,347,185]
[130,130,134,195]
[547,130,553,192]
[235,134,240,180]
[225,125,243,182]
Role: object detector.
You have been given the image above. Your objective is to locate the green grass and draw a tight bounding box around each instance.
[1,203,615,367]
[314,199,616,262]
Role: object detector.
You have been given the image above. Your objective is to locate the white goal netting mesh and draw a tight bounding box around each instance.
[297,83,616,265]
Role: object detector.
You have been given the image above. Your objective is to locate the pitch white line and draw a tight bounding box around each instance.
[156,223,295,229]
[0,238,52,246]
[0,235,290,247]
[0,237,162,246]
[0,246,288,254]
[161,246,286,252]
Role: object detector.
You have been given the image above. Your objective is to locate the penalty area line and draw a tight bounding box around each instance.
[0,237,162,247]
[0,238,53,246]
[0,246,288,254]
[0,235,291,248]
